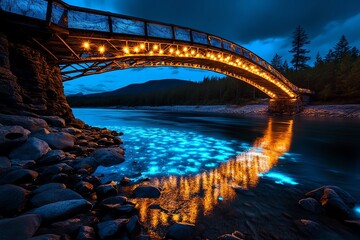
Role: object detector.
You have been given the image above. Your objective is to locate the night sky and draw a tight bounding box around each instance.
[63,0,360,95]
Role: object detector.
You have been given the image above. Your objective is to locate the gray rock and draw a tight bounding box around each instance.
[133,185,161,198]
[76,226,95,240]
[62,127,82,135]
[96,219,128,240]
[28,199,92,222]
[298,197,322,213]
[166,222,195,240]
[320,188,351,219]
[47,215,98,236]
[32,183,66,195]
[0,214,42,240]
[126,215,141,239]
[294,219,322,236]
[0,156,11,172]
[306,185,356,208]
[0,125,30,151]
[0,167,38,184]
[100,196,127,207]
[40,163,73,176]
[30,189,83,207]
[96,183,118,200]
[36,132,74,150]
[0,184,29,216]
[0,113,48,131]
[38,150,66,165]
[11,159,37,168]
[30,234,61,240]
[9,137,50,160]
[40,116,66,128]
[91,147,124,167]
[71,157,98,172]
[75,181,94,195]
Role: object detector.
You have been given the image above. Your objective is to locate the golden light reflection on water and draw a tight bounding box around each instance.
[132,118,293,235]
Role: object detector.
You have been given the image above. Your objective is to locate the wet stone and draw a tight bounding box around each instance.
[0,156,11,172]
[166,222,195,240]
[0,184,29,216]
[0,125,30,151]
[126,215,141,239]
[32,183,66,195]
[0,214,42,240]
[9,137,50,161]
[320,188,351,219]
[30,188,83,207]
[96,182,118,200]
[96,218,128,240]
[0,167,38,184]
[38,150,66,165]
[75,181,94,195]
[76,226,95,240]
[133,185,161,198]
[298,197,322,213]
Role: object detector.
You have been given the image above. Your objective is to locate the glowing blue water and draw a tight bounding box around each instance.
[94,125,245,181]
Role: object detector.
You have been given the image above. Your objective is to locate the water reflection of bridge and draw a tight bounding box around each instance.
[133,118,293,237]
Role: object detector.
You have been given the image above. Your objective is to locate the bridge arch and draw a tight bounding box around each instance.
[1,0,311,112]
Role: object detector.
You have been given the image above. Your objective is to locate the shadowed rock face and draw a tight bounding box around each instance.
[0,32,74,123]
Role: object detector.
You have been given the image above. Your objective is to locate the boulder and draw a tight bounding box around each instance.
[11,159,36,168]
[38,150,66,165]
[133,185,161,198]
[100,196,127,207]
[320,188,351,219]
[0,125,30,151]
[75,181,94,195]
[306,185,356,208]
[40,116,66,128]
[71,157,98,172]
[96,182,118,200]
[91,147,124,167]
[298,197,322,213]
[28,199,92,222]
[96,219,128,240]
[0,184,29,216]
[36,132,74,150]
[47,215,98,236]
[9,137,50,160]
[0,214,42,240]
[126,215,141,239]
[62,127,82,135]
[0,167,38,184]
[39,163,73,176]
[30,234,61,240]
[0,114,48,131]
[0,156,11,173]
[76,226,95,240]
[166,222,195,240]
[32,183,66,195]
[30,189,83,207]
[294,219,322,236]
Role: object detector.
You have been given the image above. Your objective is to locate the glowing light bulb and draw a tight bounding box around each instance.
[183,46,188,52]
[159,49,164,54]
[206,52,211,57]
[134,47,140,53]
[153,45,159,51]
[149,50,154,55]
[123,47,130,54]
[169,48,174,53]
[140,43,145,49]
[176,50,180,55]
[191,50,195,55]
[83,41,90,50]
[98,45,105,54]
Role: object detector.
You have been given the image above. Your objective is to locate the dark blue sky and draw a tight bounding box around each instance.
[63,0,360,95]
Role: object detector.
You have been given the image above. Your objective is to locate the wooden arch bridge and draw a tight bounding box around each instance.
[1,0,312,113]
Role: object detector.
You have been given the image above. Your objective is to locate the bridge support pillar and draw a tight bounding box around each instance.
[268,98,303,114]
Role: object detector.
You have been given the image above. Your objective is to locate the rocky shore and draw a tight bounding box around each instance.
[120,104,360,118]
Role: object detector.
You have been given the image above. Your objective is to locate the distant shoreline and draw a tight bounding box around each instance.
[99,104,360,118]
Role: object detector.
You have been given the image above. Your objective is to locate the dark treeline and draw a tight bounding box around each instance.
[67,77,266,107]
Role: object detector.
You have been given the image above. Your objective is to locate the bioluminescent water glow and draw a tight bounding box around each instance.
[355,206,360,216]
[258,172,299,185]
[94,126,245,181]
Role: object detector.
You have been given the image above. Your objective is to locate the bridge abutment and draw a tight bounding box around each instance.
[0,32,75,122]
[268,98,303,114]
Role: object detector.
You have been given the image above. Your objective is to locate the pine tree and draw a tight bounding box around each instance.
[271,53,283,71]
[350,46,359,58]
[333,35,350,61]
[282,60,290,72]
[325,49,335,63]
[289,25,311,71]
[314,52,323,66]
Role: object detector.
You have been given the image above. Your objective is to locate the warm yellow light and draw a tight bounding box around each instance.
[83,41,90,50]
[183,47,188,52]
[217,54,221,58]
[196,53,200,57]
[134,47,140,53]
[176,50,180,55]
[169,48,174,53]
[140,43,145,49]
[123,47,130,54]
[185,53,189,57]
[153,45,159,51]
[98,45,105,54]
[191,50,195,55]
[206,52,211,57]
[159,49,164,54]
[149,50,154,55]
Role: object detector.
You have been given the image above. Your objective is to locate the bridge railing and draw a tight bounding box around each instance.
[1,0,308,94]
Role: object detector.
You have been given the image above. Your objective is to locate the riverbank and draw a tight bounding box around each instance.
[115,104,360,118]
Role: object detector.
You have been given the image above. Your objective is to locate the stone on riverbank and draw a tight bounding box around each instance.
[0,125,30,151]
[40,116,66,128]
[133,185,161,198]
[0,114,48,131]
[320,188,351,219]
[298,197,322,213]
[0,167,38,184]
[96,182,118,200]
[30,188,83,207]
[38,150,66,165]
[0,214,42,240]
[306,185,356,208]
[166,222,195,240]
[295,219,322,237]
[9,137,50,160]
[28,199,92,222]
[91,147,124,167]
[35,132,74,150]
[0,184,29,216]
[0,156,11,172]
[76,226,95,240]
[96,218,128,240]
[31,183,66,195]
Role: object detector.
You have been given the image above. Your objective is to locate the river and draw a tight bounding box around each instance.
[73,108,360,239]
